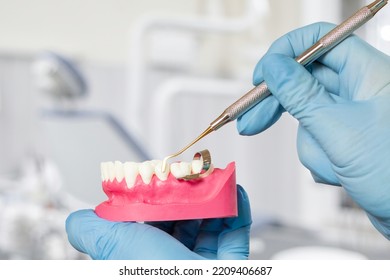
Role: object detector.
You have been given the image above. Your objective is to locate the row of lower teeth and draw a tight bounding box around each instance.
[101,159,204,187]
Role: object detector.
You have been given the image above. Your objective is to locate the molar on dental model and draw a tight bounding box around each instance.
[95,149,237,222]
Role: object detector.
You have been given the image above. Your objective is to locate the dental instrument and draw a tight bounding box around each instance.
[162,0,388,172]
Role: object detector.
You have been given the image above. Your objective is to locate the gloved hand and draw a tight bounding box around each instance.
[66,185,251,259]
[237,22,390,239]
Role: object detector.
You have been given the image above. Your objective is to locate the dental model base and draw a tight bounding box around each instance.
[161,0,387,172]
[95,150,237,222]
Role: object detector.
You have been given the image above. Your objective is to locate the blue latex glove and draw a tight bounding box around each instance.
[237,22,390,239]
[66,185,251,259]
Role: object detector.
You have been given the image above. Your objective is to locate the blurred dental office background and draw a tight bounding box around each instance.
[0,0,390,259]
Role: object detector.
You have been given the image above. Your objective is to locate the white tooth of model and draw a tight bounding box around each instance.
[150,160,160,169]
[180,162,192,176]
[170,162,182,178]
[154,160,169,181]
[115,161,124,182]
[191,159,203,174]
[101,162,109,181]
[108,161,116,182]
[171,162,192,178]
[139,161,155,184]
[123,162,139,188]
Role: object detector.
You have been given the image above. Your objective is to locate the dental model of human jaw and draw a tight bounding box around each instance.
[95,151,238,222]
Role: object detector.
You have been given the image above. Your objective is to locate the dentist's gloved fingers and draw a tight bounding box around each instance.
[193,218,222,259]
[253,22,336,85]
[314,35,390,81]
[237,95,284,135]
[310,62,340,95]
[193,185,252,260]
[66,209,203,260]
[262,54,336,120]
[146,220,202,250]
[241,23,342,135]
[238,60,339,136]
[254,22,380,81]
[297,125,340,186]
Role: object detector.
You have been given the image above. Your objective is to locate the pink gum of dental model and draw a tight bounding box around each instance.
[95,162,237,222]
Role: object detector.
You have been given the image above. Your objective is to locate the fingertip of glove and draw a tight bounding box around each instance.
[236,96,283,136]
[252,60,264,86]
[236,119,263,136]
[66,209,102,253]
[236,185,249,205]
[236,116,252,136]
[66,209,95,232]
[231,184,252,228]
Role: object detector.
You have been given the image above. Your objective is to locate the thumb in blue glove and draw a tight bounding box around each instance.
[65,185,252,259]
[237,22,390,239]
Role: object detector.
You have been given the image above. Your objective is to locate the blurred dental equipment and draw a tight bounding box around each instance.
[33,52,150,205]
[0,157,86,259]
[161,0,388,171]
[32,51,87,102]
[0,52,91,259]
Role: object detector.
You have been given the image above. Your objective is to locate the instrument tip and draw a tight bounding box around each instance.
[161,157,169,173]
[160,126,214,173]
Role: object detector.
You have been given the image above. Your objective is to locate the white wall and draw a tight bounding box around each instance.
[0,0,307,65]
[0,0,201,64]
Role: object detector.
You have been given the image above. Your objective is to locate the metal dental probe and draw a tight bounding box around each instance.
[161,0,388,172]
